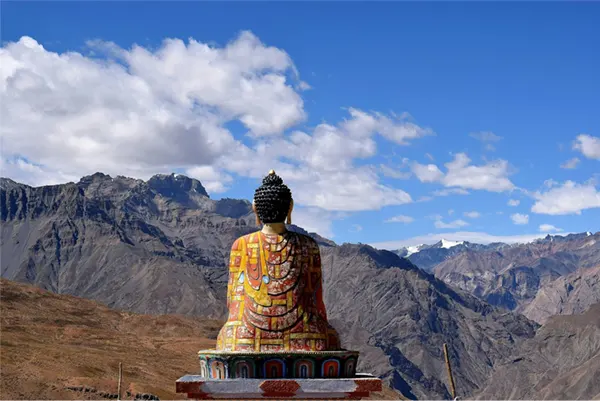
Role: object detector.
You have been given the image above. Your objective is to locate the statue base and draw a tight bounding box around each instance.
[175,374,383,400]
[197,349,360,379]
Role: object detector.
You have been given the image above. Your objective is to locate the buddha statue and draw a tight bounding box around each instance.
[216,170,341,352]
[184,170,384,389]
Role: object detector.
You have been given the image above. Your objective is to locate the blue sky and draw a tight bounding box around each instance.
[1,2,599,247]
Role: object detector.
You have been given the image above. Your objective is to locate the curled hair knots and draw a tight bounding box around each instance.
[254,171,292,224]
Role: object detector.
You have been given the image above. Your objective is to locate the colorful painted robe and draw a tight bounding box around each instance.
[216,231,341,352]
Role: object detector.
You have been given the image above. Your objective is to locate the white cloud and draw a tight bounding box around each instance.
[349,224,363,233]
[1,33,303,183]
[464,211,481,218]
[410,153,514,192]
[434,218,469,229]
[431,188,470,197]
[0,157,79,186]
[508,199,520,207]
[539,224,563,233]
[531,180,600,215]
[1,34,430,212]
[379,164,411,179]
[340,108,434,145]
[573,134,600,160]
[186,165,233,193]
[560,157,580,169]
[292,207,337,238]
[448,209,455,215]
[370,231,575,250]
[411,163,444,183]
[386,215,414,224]
[470,131,502,152]
[511,213,529,225]
[470,131,503,142]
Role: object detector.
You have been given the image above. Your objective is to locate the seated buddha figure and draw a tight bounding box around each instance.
[216,170,341,352]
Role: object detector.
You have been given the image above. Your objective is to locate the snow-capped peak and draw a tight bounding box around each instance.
[587,231,592,236]
[440,239,464,249]
[405,244,425,256]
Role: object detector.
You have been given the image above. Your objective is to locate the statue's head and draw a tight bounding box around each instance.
[253,170,293,224]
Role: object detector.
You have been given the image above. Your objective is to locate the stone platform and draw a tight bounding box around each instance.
[198,350,359,379]
[175,374,382,399]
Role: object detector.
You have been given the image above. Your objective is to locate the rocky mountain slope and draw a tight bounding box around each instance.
[0,278,220,400]
[428,233,600,312]
[1,173,257,318]
[0,278,401,400]
[396,240,508,272]
[476,302,600,400]
[522,264,600,324]
[1,173,538,399]
[320,244,537,399]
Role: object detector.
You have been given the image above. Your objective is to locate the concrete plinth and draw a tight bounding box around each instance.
[175,373,382,400]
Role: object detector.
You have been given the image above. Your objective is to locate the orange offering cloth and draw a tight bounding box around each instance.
[216,231,341,352]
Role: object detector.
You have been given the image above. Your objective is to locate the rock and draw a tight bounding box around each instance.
[476,303,600,400]
[522,265,600,324]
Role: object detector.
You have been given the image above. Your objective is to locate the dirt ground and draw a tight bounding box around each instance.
[0,279,401,400]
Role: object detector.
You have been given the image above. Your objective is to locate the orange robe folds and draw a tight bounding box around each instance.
[216,231,341,352]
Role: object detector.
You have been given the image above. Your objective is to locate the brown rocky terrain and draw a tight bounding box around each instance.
[522,265,600,324]
[0,278,402,400]
[476,302,600,400]
[0,278,219,400]
[1,173,540,399]
[320,244,537,399]
[432,233,600,312]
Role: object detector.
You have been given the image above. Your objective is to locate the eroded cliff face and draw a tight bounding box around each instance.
[1,173,538,399]
[476,303,600,400]
[431,233,600,312]
[1,173,256,318]
[320,245,537,399]
[522,265,600,324]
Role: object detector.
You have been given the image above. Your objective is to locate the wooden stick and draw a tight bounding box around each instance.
[117,362,122,401]
[443,343,457,399]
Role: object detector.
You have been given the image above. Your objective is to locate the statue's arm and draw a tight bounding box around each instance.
[312,240,330,321]
[226,237,244,308]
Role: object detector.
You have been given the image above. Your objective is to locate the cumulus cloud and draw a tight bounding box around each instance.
[186,165,233,194]
[573,134,600,160]
[531,180,600,215]
[411,163,444,183]
[470,131,503,151]
[508,199,520,207]
[511,213,529,225]
[1,33,430,213]
[0,157,79,186]
[434,217,469,229]
[1,33,303,181]
[539,224,563,233]
[470,131,503,142]
[410,153,514,192]
[385,215,414,224]
[560,157,580,169]
[349,224,363,233]
[464,211,481,218]
[431,188,470,197]
[291,207,337,238]
[379,164,411,179]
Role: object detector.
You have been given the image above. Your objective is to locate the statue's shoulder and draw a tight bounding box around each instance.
[292,232,319,249]
[231,231,260,249]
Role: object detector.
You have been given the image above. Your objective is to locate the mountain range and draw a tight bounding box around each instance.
[1,172,598,400]
[395,232,600,320]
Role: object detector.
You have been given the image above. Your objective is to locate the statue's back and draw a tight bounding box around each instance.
[217,230,341,352]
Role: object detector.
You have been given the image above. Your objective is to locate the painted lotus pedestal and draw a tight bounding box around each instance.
[176,171,382,399]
